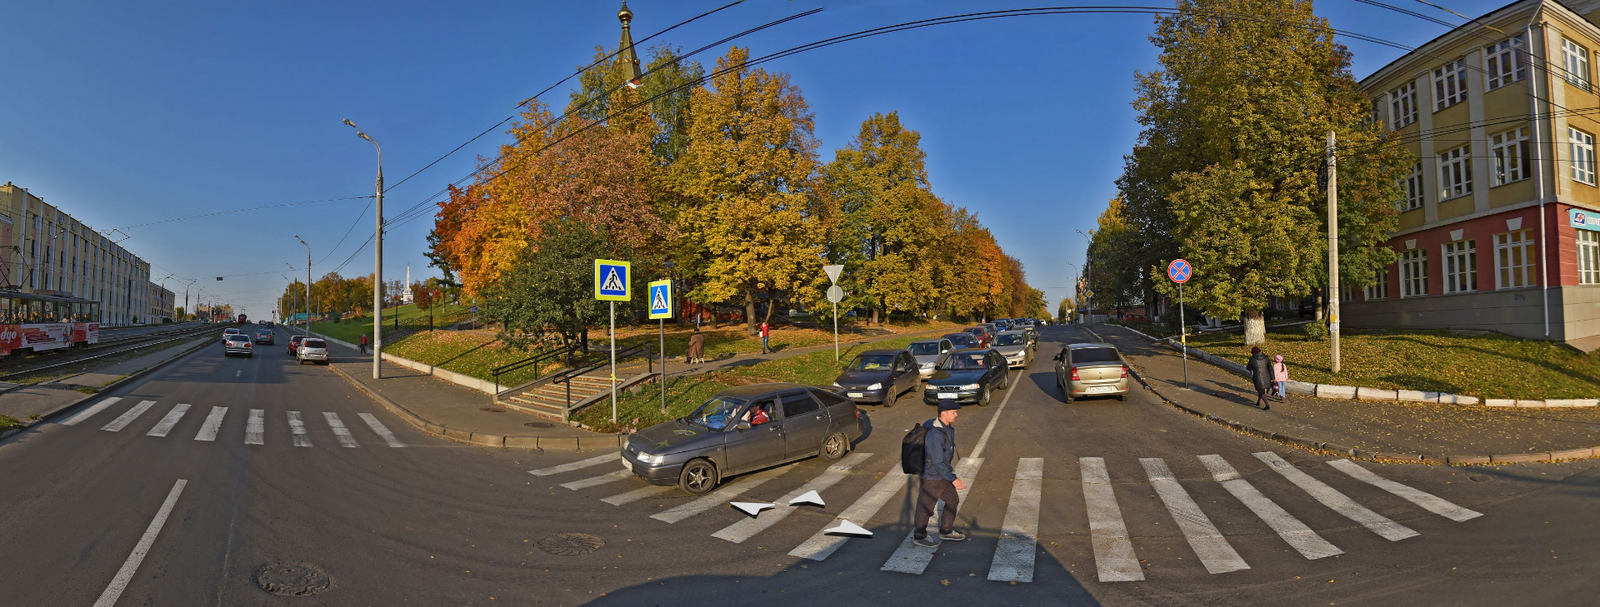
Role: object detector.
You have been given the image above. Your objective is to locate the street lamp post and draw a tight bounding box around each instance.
[293,239,310,336]
[344,118,384,380]
[180,279,196,322]
[1075,230,1093,324]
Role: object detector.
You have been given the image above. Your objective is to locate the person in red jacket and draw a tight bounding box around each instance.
[759,321,771,354]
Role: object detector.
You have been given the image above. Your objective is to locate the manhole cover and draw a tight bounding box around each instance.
[255,563,332,596]
[480,407,506,413]
[1469,475,1492,483]
[536,533,605,556]
[525,421,554,428]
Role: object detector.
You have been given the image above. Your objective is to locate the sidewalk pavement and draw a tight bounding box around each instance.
[1090,324,1600,465]
[0,334,214,438]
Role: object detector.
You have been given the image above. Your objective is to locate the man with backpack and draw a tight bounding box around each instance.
[903,399,967,547]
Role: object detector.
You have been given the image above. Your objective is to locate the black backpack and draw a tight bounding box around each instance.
[901,422,931,474]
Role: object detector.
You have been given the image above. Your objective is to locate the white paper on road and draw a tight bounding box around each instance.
[245,409,265,445]
[528,453,621,477]
[145,404,191,438]
[1326,459,1482,523]
[1254,452,1417,541]
[357,413,407,448]
[652,465,793,524]
[730,501,776,517]
[561,469,633,490]
[323,412,360,448]
[194,406,227,442]
[1140,457,1249,574]
[712,452,872,544]
[62,397,121,426]
[101,400,155,433]
[1198,454,1342,560]
[823,520,872,537]
[1080,457,1144,582]
[880,456,983,575]
[92,479,187,607]
[788,489,825,508]
[287,411,312,447]
[790,459,907,561]
[988,458,1046,583]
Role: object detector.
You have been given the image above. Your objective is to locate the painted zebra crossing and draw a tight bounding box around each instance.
[530,449,1483,584]
[59,396,407,448]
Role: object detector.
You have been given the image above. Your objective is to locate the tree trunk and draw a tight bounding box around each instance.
[1243,310,1266,346]
[745,289,757,335]
[762,295,776,325]
[870,302,879,327]
[1313,287,1325,321]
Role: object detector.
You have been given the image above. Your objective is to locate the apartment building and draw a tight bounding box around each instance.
[149,282,175,323]
[0,182,153,325]
[1347,0,1600,349]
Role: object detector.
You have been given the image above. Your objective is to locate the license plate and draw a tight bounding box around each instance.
[1087,386,1117,394]
[937,392,957,399]
[848,392,864,398]
[621,458,633,472]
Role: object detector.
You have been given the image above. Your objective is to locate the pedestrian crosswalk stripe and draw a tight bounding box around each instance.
[562,469,633,490]
[1198,454,1342,560]
[789,459,908,561]
[194,406,227,442]
[1141,457,1249,575]
[357,413,407,448]
[529,453,622,477]
[245,409,265,445]
[651,465,793,524]
[880,456,984,575]
[988,458,1045,583]
[101,400,155,433]
[1080,457,1144,582]
[62,397,121,426]
[1254,452,1418,542]
[146,404,191,438]
[601,484,676,506]
[712,452,872,544]
[287,411,312,447]
[323,412,359,448]
[1326,459,1482,523]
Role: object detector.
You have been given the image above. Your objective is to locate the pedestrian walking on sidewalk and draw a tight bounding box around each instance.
[912,399,968,547]
[1247,346,1272,410]
[1272,355,1289,400]
[759,320,771,354]
[359,333,369,354]
[685,327,705,364]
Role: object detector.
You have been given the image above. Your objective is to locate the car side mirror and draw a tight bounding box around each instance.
[1052,353,1062,361]
[734,421,752,431]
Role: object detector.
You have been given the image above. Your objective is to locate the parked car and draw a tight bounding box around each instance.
[923,348,1010,407]
[255,329,275,345]
[296,338,329,365]
[833,349,921,407]
[907,338,954,379]
[1054,343,1130,402]
[223,334,254,357]
[962,326,992,348]
[1122,313,1148,322]
[991,330,1032,369]
[286,334,305,356]
[620,383,866,494]
[942,332,979,350]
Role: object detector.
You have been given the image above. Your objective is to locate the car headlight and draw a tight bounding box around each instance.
[867,383,882,390]
[960,383,981,391]
[637,452,667,465]
[832,382,842,388]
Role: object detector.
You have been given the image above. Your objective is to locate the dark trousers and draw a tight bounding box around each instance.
[914,477,960,539]
[359,343,367,354]
[761,335,769,354]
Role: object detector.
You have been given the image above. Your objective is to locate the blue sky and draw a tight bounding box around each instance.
[0,0,1519,317]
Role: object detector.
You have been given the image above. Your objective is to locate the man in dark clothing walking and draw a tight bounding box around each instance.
[1247,346,1272,410]
[913,399,968,547]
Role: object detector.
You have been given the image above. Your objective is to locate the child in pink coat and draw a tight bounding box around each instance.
[1272,355,1288,399]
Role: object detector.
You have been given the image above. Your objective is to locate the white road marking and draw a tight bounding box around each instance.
[528,453,622,477]
[600,484,676,506]
[651,465,793,524]
[145,404,191,438]
[235,370,241,377]
[880,457,984,575]
[287,411,311,447]
[245,409,265,445]
[62,397,122,426]
[790,459,907,561]
[357,413,407,448]
[101,400,156,432]
[1141,457,1249,574]
[1080,457,1144,582]
[92,479,187,607]
[712,452,872,543]
[323,412,360,448]
[194,406,227,442]
[988,458,1046,583]
[1327,459,1483,523]
[561,469,633,490]
[1254,452,1418,541]
[1198,454,1341,560]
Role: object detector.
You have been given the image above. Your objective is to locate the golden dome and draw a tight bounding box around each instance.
[618,2,633,24]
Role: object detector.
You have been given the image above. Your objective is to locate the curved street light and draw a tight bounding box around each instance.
[343,118,384,379]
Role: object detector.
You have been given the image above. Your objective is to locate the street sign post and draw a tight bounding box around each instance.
[595,260,632,423]
[1167,258,1192,389]
[823,265,845,360]
[648,279,672,414]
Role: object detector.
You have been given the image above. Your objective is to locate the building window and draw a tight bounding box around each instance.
[1442,240,1477,294]
[1496,229,1537,289]
[1366,269,1390,300]
[1400,162,1424,210]
[1580,230,1600,285]
[1400,250,1428,297]
[1564,37,1591,90]
[1486,34,1528,90]
[1438,144,1473,199]
[1389,81,1417,128]
[1433,59,1467,110]
[1489,128,1529,186]
[1571,128,1597,185]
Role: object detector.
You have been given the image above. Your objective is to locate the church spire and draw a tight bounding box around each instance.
[617,2,643,89]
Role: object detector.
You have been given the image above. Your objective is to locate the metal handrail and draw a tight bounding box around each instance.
[490,343,575,397]
[550,342,654,409]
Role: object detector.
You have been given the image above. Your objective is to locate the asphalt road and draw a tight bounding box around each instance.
[1,324,1596,606]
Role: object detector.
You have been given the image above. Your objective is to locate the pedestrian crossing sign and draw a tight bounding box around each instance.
[648,279,673,320]
[594,259,631,301]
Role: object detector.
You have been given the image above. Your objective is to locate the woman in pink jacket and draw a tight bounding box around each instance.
[1272,355,1288,399]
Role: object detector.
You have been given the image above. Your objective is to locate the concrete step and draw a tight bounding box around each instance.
[506,396,566,414]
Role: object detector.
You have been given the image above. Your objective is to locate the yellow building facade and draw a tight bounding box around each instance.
[0,182,153,325]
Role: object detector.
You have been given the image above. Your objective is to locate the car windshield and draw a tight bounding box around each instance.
[848,354,896,371]
[963,328,984,335]
[994,334,1025,346]
[685,395,748,431]
[908,342,942,356]
[303,339,325,348]
[1073,347,1120,363]
[941,352,988,370]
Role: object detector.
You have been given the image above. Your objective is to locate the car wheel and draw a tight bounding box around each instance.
[679,459,719,495]
[821,433,849,460]
[883,388,897,408]
[998,373,1009,390]
[980,388,991,406]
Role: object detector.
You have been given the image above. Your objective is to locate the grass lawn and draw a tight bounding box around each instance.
[1185,327,1600,399]
[309,303,469,344]
[382,330,558,388]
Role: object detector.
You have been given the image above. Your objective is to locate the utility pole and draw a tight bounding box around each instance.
[1327,130,1340,374]
[345,118,383,379]
[294,239,310,336]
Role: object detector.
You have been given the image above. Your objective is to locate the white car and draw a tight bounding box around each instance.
[296,338,330,365]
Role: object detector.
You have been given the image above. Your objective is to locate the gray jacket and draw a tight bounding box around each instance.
[921,419,958,482]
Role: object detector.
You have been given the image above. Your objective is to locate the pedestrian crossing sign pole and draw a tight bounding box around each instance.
[648,279,672,414]
[595,260,631,423]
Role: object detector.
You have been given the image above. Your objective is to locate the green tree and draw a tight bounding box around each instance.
[1056,296,1075,322]
[1086,198,1145,316]
[483,219,611,361]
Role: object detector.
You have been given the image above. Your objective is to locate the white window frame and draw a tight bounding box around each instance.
[1400,249,1428,298]
[1571,127,1597,186]
[1366,268,1390,300]
[1442,240,1478,294]
[1400,161,1424,210]
[1579,230,1600,285]
[1496,229,1537,289]
[1485,34,1527,90]
[1564,37,1592,90]
[1433,60,1467,110]
[1489,128,1529,186]
[1438,144,1473,200]
[1389,81,1417,129]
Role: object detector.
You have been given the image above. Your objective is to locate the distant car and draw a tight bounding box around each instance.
[1054,343,1129,402]
[296,338,329,365]
[833,349,921,407]
[907,338,954,379]
[942,332,979,350]
[255,329,274,345]
[222,327,241,343]
[620,384,865,494]
[286,334,305,356]
[223,334,254,357]
[1122,313,1148,322]
[924,348,1010,407]
[962,327,993,348]
[991,330,1032,369]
